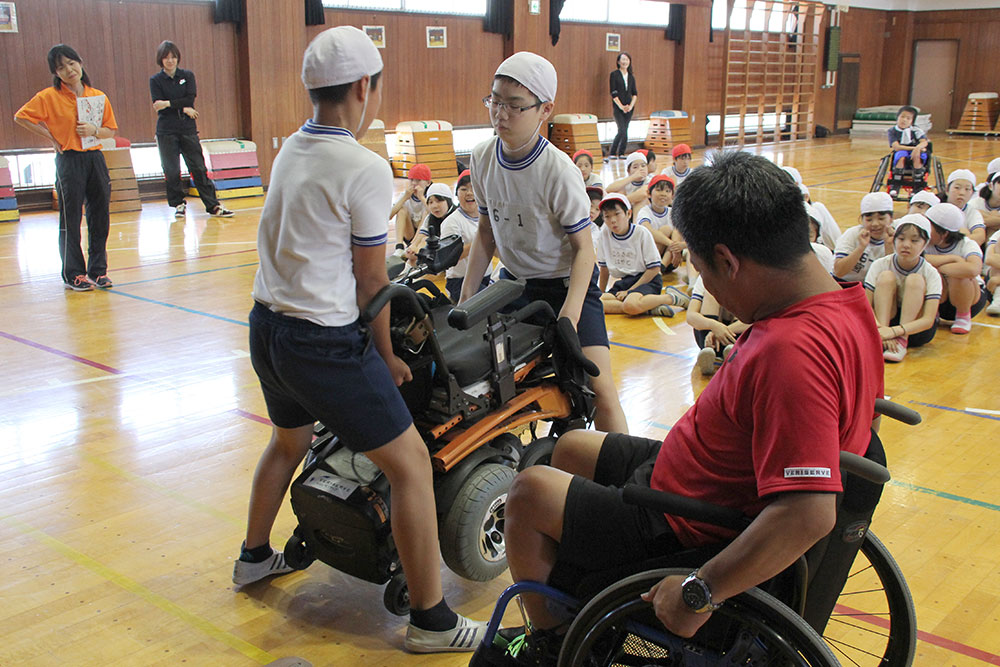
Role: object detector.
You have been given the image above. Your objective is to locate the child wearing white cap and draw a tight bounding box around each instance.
[804,203,835,273]
[440,170,491,302]
[864,214,941,362]
[924,202,987,334]
[403,181,456,263]
[606,150,651,208]
[944,168,986,246]
[596,193,689,317]
[906,189,939,216]
[969,169,1000,238]
[833,192,894,282]
[786,166,842,247]
[241,26,485,653]
[985,227,1000,315]
[462,50,627,437]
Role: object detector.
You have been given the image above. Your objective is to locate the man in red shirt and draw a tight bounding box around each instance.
[500,150,884,662]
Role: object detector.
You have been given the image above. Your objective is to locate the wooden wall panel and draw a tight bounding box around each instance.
[0,0,240,151]
[839,8,888,111]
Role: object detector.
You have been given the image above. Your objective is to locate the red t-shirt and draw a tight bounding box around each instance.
[649,284,884,547]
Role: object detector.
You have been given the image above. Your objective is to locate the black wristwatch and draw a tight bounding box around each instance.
[681,570,722,613]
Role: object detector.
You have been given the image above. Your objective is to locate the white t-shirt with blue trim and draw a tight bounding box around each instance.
[253,120,391,327]
[597,223,661,280]
[440,206,492,280]
[834,225,889,282]
[470,136,591,280]
[635,203,672,233]
[863,255,942,304]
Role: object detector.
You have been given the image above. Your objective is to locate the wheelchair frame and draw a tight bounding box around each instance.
[871,144,946,203]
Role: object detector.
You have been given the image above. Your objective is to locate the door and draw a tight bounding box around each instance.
[910,40,958,131]
[835,55,860,134]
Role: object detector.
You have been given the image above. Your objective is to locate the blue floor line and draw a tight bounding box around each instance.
[114,262,258,287]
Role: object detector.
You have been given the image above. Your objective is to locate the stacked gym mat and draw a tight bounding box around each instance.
[850,105,932,138]
[0,156,18,223]
[188,139,264,200]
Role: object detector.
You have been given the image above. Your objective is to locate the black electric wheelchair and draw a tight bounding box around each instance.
[282,235,599,614]
[871,142,946,202]
[471,398,920,667]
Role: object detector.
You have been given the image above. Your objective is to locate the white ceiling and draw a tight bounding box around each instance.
[841,0,999,10]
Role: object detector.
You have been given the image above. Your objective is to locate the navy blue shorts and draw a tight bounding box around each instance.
[499,266,610,348]
[248,302,413,452]
[893,150,927,164]
[609,273,663,297]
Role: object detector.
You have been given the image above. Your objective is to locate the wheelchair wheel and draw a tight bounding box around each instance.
[440,463,515,581]
[517,436,556,471]
[559,568,838,667]
[823,532,917,666]
[283,531,316,571]
[383,573,410,616]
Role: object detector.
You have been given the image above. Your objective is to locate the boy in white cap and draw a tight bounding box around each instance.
[402,181,456,262]
[461,51,627,434]
[925,202,987,334]
[238,26,484,653]
[440,169,492,302]
[834,192,894,283]
[864,213,941,362]
[607,150,652,208]
[906,189,939,216]
[944,168,986,246]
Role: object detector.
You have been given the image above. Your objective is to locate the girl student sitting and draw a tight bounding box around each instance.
[942,169,987,246]
[439,170,491,303]
[403,182,456,263]
[834,192,894,283]
[635,174,685,271]
[573,149,603,188]
[687,274,748,376]
[924,202,988,335]
[596,193,688,317]
[864,213,941,363]
[969,168,1000,238]
[805,203,835,274]
[607,151,651,208]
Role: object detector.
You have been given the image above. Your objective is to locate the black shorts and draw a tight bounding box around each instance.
[499,266,610,348]
[248,302,413,452]
[609,272,663,297]
[889,311,937,348]
[548,432,681,590]
[937,284,989,320]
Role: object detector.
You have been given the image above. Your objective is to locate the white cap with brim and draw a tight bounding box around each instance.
[783,166,803,185]
[799,183,810,198]
[495,52,557,103]
[988,157,1000,176]
[925,202,964,232]
[946,168,977,187]
[302,26,383,90]
[909,190,940,207]
[425,182,454,204]
[625,152,647,172]
[803,201,821,222]
[860,191,894,214]
[599,192,632,212]
[894,213,932,239]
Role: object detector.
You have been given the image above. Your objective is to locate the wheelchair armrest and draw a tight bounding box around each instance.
[622,484,750,532]
[361,283,427,324]
[874,398,921,425]
[448,279,525,330]
[840,451,890,484]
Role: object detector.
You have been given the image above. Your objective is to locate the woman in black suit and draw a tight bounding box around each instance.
[609,52,638,159]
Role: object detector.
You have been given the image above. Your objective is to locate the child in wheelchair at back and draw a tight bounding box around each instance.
[887,106,928,198]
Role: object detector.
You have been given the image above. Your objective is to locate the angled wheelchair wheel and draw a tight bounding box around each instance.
[558,568,839,667]
[440,463,515,581]
[823,532,917,666]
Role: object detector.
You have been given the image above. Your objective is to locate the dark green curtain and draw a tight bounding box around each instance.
[305,0,325,26]
[214,0,242,25]
[483,0,513,38]
[666,4,685,43]
[550,0,565,45]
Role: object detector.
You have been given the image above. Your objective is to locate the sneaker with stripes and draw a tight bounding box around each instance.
[231,549,295,585]
[404,614,486,653]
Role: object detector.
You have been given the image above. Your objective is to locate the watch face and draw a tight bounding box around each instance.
[682,579,709,609]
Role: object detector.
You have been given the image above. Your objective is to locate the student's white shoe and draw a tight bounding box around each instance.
[232,550,296,585]
[882,337,908,363]
[404,614,487,653]
[986,299,1000,316]
[696,346,717,376]
[664,285,690,308]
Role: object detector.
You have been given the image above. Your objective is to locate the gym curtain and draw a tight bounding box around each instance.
[305,0,326,26]
[550,0,565,45]
[213,0,242,25]
[484,0,513,38]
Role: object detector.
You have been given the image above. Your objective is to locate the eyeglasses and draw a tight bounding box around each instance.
[483,96,542,115]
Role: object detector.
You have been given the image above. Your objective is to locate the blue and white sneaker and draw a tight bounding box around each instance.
[404,614,487,653]
[232,549,295,585]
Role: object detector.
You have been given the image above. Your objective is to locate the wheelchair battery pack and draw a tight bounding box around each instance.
[289,441,400,585]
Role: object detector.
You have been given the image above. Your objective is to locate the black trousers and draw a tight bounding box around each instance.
[55,150,111,283]
[157,132,219,210]
[611,106,633,157]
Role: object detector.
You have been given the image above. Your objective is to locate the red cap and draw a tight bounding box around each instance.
[636,148,649,157]
[457,169,471,181]
[585,186,604,199]
[572,149,593,162]
[647,174,676,193]
[671,144,692,159]
[408,163,432,181]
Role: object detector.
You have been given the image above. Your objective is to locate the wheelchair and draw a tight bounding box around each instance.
[281,235,599,615]
[471,399,920,666]
[871,142,946,202]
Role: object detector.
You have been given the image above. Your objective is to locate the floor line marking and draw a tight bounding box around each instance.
[107,289,250,327]
[888,479,1000,513]
[609,340,690,359]
[114,261,258,287]
[972,321,1000,329]
[652,317,678,336]
[910,400,1000,422]
[0,330,125,374]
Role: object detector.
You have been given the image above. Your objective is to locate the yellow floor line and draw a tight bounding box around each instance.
[0,513,274,665]
[652,316,677,336]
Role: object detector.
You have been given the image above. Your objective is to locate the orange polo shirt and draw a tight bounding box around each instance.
[15,84,118,152]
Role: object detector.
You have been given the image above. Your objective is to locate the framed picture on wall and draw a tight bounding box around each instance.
[606,33,620,52]
[0,2,18,33]
[364,25,385,49]
[426,26,447,49]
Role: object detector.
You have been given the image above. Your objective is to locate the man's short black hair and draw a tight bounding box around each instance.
[308,70,382,105]
[646,149,657,164]
[672,150,811,270]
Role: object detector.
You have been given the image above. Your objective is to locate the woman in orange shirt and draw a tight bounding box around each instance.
[14,44,118,291]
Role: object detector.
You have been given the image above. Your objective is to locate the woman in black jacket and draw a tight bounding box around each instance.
[608,52,638,160]
[150,41,232,218]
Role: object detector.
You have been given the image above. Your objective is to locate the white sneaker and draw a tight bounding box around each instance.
[404,614,487,653]
[987,299,1000,316]
[664,285,690,308]
[232,549,295,585]
[174,202,186,216]
[883,337,908,363]
[696,346,717,376]
[723,344,735,362]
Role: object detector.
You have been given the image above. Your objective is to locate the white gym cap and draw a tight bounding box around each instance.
[946,168,976,186]
[987,157,1000,176]
[625,151,647,172]
[494,52,557,103]
[894,213,931,239]
[798,183,810,198]
[425,182,454,203]
[908,190,940,207]
[302,26,383,90]
[860,192,894,214]
[782,166,803,185]
[599,192,632,211]
[925,202,964,232]
[803,201,821,222]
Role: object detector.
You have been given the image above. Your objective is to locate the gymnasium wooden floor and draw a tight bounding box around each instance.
[1,134,998,666]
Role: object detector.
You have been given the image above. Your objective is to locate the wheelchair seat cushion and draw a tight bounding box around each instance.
[431,306,546,387]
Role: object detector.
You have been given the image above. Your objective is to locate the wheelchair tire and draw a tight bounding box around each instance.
[383,573,410,616]
[517,436,556,471]
[440,463,515,582]
[283,532,315,571]
[824,531,917,666]
[558,567,839,667]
